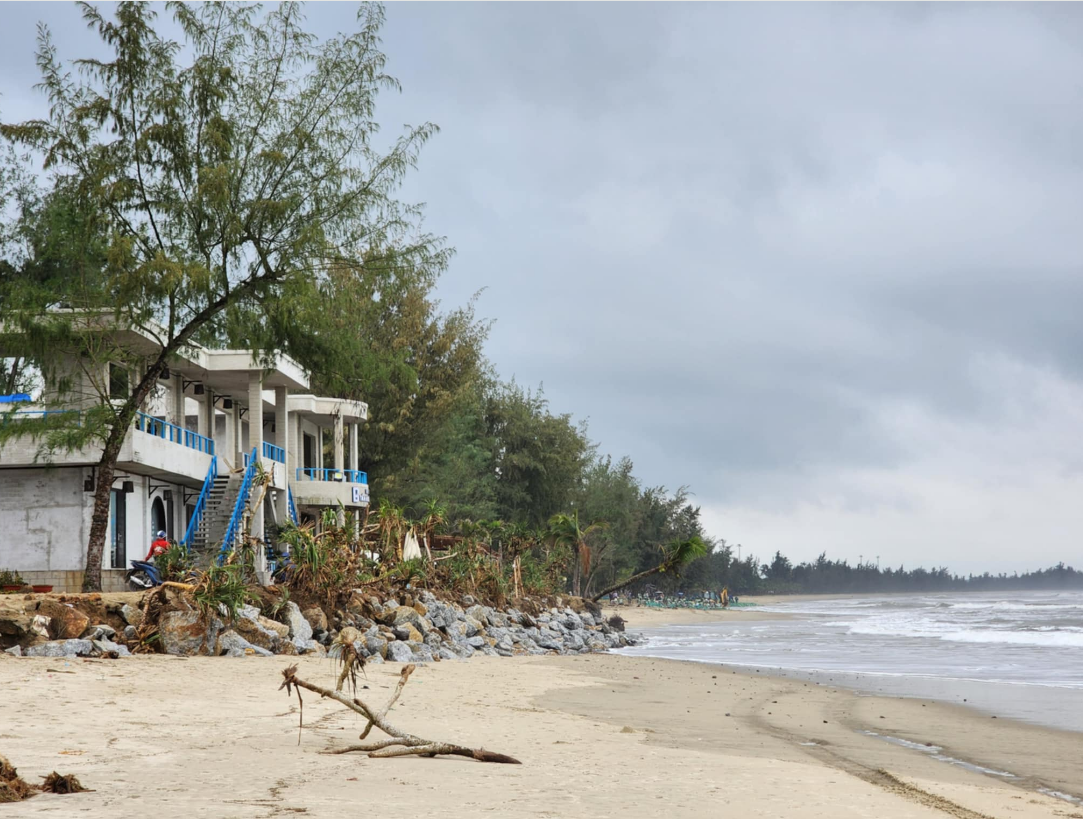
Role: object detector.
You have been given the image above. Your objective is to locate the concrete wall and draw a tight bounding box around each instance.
[0,468,153,576]
[0,468,92,572]
[0,431,104,468]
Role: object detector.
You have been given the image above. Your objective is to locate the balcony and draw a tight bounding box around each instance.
[242,443,289,489]
[262,441,285,463]
[295,467,367,484]
[0,409,214,485]
[129,412,215,484]
[134,412,215,455]
[291,467,370,508]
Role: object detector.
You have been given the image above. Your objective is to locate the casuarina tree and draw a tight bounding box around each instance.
[0,2,441,590]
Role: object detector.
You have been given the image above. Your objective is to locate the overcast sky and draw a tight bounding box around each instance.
[3,3,1082,574]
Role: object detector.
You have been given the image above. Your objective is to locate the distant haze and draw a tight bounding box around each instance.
[3,3,1082,574]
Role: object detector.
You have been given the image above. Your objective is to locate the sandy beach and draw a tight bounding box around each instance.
[3,624,1081,819]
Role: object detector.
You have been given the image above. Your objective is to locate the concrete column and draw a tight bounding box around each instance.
[274,387,288,475]
[247,374,263,459]
[333,412,345,526]
[231,402,242,468]
[222,398,235,470]
[290,414,302,478]
[247,372,264,541]
[317,427,324,471]
[196,386,208,438]
[333,413,345,474]
[170,375,184,427]
[203,389,215,446]
[348,422,359,472]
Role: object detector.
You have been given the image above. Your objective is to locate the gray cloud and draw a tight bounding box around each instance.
[4,2,1082,571]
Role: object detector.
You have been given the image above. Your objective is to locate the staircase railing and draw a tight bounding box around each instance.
[287,485,299,525]
[219,447,258,564]
[181,455,217,551]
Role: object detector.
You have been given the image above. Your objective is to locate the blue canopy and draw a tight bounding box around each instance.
[0,394,32,404]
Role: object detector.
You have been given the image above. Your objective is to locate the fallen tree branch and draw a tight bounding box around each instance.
[278,664,521,764]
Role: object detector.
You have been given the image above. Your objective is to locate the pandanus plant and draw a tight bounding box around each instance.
[375,498,408,563]
[418,499,447,561]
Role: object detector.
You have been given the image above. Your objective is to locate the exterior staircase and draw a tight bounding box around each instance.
[188,474,242,555]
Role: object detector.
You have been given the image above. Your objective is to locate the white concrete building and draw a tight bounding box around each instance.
[0,325,369,592]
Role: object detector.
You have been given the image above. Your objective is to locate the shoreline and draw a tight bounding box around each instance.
[610,594,1083,735]
[2,652,1079,817]
[540,653,1083,813]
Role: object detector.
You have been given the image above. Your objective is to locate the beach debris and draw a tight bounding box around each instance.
[40,772,90,794]
[330,626,367,692]
[280,663,521,764]
[0,754,89,802]
[0,754,35,803]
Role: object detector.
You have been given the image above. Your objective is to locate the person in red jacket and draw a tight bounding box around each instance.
[144,531,170,562]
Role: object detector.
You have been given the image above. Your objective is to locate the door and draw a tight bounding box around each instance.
[109,489,127,568]
[151,497,166,540]
[303,433,315,474]
[165,493,175,540]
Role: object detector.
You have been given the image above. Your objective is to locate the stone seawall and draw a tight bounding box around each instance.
[2,589,639,660]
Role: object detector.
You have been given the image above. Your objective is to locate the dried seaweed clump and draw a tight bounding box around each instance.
[41,771,89,794]
[0,754,34,803]
[0,754,90,802]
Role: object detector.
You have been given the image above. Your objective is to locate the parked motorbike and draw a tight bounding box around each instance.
[125,559,162,591]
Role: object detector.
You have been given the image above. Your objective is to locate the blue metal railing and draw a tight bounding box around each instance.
[135,411,215,455]
[262,441,285,463]
[294,467,368,484]
[287,485,299,524]
[220,447,258,563]
[181,456,218,550]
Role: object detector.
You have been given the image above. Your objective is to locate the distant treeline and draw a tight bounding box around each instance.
[656,549,1083,596]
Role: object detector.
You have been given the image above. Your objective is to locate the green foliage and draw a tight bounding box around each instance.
[155,544,193,584]
[547,511,606,597]
[384,386,499,521]
[486,383,592,527]
[0,569,26,586]
[0,1,443,590]
[279,260,486,508]
[192,564,253,623]
[518,546,570,597]
[275,520,363,605]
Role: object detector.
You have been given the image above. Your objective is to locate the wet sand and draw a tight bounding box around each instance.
[2,647,1080,818]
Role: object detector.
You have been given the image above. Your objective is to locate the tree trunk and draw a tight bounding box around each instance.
[4,357,22,394]
[83,361,168,591]
[82,444,120,592]
[590,565,665,603]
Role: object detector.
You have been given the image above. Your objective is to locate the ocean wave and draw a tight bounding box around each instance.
[847,623,1083,648]
[949,600,1083,612]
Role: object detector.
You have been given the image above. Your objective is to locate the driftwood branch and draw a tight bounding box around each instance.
[278,664,521,764]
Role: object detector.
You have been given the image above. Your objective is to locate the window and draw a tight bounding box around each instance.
[109,364,129,399]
